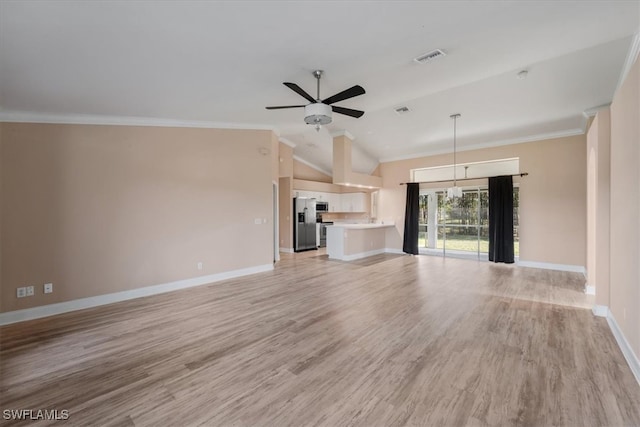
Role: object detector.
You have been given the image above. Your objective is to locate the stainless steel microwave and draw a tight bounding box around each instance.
[316,201,329,212]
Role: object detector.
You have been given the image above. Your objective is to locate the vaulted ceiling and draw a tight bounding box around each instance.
[1,1,638,174]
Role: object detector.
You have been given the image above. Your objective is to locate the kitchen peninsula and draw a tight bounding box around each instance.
[326,223,396,261]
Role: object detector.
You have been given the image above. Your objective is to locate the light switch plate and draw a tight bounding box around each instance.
[26,286,35,296]
[44,283,53,294]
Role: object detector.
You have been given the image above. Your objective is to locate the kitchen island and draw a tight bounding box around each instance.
[326,223,397,261]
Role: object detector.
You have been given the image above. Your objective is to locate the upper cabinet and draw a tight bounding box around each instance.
[293,189,367,213]
[341,193,366,212]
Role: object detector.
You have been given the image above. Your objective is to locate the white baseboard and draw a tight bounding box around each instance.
[329,248,406,261]
[606,310,640,386]
[585,285,596,295]
[592,305,609,317]
[279,247,293,254]
[384,248,405,255]
[340,248,386,261]
[517,260,586,274]
[0,263,274,326]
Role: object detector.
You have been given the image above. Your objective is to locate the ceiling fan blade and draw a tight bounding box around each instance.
[265,105,306,110]
[332,106,365,118]
[322,85,365,105]
[283,82,316,103]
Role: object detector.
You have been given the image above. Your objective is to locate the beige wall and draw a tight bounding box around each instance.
[609,56,640,357]
[378,135,587,267]
[278,143,294,251]
[586,109,611,307]
[293,159,332,182]
[279,177,293,251]
[279,142,294,178]
[0,124,3,310]
[0,123,276,313]
[293,179,342,194]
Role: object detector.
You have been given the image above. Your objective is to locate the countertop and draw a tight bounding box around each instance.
[326,223,395,229]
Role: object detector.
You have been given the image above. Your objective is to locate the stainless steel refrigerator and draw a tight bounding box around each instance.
[294,197,317,252]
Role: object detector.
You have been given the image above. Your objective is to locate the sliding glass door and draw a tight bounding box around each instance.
[418,187,519,259]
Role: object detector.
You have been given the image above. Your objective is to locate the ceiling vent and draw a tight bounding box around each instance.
[395,106,410,115]
[414,49,446,64]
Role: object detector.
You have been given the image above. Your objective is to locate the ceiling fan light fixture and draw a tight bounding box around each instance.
[304,103,332,125]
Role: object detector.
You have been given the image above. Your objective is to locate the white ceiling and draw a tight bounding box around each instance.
[1,1,638,174]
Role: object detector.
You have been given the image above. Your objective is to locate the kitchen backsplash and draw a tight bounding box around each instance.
[320,212,369,223]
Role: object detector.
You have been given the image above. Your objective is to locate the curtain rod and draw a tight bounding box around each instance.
[399,172,529,186]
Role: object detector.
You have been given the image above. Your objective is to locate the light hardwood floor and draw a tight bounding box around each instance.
[1,253,639,426]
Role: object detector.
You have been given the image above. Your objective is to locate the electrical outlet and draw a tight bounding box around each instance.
[44,283,53,294]
[26,286,35,297]
[17,287,26,298]
[197,262,203,270]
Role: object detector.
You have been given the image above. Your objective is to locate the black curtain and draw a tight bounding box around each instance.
[403,183,420,255]
[488,175,514,263]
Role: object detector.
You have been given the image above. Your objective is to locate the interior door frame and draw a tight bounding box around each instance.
[273,181,280,262]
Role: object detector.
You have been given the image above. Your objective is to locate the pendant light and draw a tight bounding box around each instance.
[447,113,463,199]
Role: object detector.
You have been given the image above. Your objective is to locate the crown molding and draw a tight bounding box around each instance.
[330,130,356,141]
[378,128,584,164]
[0,110,277,131]
[616,31,640,94]
[292,155,333,177]
[582,103,612,119]
[278,137,296,148]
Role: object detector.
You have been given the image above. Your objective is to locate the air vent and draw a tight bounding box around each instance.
[414,49,446,64]
[395,106,410,115]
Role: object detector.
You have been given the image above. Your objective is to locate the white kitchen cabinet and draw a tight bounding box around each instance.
[352,192,366,212]
[340,193,353,212]
[293,190,367,212]
[339,192,366,212]
[329,193,340,212]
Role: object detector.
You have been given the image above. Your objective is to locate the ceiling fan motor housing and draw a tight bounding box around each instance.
[304,103,332,125]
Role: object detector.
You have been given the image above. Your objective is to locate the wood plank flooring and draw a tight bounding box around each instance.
[1,252,639,426]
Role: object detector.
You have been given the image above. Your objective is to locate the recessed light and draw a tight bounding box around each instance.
[517,70,529,79]
[395,106,410,115]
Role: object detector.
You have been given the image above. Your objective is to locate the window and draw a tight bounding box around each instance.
[418,186,519,258]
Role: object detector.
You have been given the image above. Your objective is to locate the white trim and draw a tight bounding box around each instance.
[516,260,586,274]
[616,32,640,94]
[582,103,612,119]
[585,285,596,295]
[330,130,356,141]
[273,181,280,263]
[292,155,333,177]
[0,263,273,326]
[379,128,584,164]
[278,137,296,148]
[329,247,406,261]
[592,305,609,317]
[606,310,640,386]
[0,110,277,131]
[339,248,386,261]
[384,248,405,255]
[279,247,294,253]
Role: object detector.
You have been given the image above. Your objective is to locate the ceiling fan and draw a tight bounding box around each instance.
[266,70,365,130]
